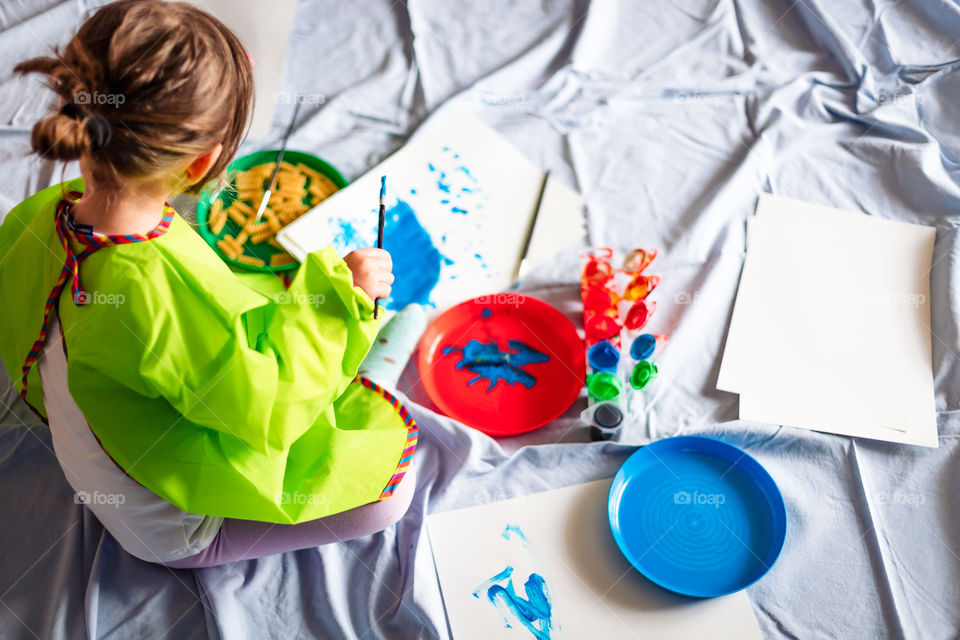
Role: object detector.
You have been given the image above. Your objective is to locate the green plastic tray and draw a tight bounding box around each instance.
[197,149,348,272]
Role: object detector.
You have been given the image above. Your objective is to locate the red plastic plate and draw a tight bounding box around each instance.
[418,296,585,436]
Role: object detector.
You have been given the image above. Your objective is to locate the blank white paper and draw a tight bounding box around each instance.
[718,194,937,447]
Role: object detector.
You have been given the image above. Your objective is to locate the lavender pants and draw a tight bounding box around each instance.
[162,464,417,569]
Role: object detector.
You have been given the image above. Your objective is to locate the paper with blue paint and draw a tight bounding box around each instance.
[473,564,553,640]
[276,109,576,315]
[426,479,764,640]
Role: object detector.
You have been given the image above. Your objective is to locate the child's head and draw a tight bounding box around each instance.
[16,0,253,196]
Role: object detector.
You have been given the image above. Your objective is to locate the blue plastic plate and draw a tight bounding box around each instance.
[608,435,787,598]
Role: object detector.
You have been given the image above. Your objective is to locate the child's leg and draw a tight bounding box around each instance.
[162,463,417,569]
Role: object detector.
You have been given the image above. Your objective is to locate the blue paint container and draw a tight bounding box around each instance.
[587,340,620,373]
[630,333,657,361]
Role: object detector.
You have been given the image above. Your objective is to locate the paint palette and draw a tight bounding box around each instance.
[418,296,585,436]
[608,435,787,598]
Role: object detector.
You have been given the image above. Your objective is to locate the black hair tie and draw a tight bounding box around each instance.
[58,103,112,152]
[85,114,111,151]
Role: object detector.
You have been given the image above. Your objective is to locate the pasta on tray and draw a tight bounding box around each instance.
[207,161,339,268]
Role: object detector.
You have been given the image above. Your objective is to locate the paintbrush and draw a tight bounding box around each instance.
[255,97,302,221]
[374,175,386,319]
[512,169,550,284]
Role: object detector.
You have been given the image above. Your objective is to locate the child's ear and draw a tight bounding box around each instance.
[185,143,223,184]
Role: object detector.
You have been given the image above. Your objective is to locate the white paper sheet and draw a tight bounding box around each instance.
[277,109,586,313]
[718,194,938,447]
[182,0,298,139]
[427,479,763,640]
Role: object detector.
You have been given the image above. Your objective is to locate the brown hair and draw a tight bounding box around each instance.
[15,0,253,194]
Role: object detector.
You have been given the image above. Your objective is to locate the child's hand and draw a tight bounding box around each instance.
[344,249,394,302]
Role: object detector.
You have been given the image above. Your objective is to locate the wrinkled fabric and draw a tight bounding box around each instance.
[1,0,959,638]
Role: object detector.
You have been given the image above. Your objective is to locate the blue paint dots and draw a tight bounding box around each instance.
[442,339,550,391]
[381,199,442,310]
[474,253,483,259]
[427,163,436,172]
[451,207,468,214]
[441,199,450,204]
[333,220,361,249]
[458,165,478,183]
[438,180,451,193]
[474,565,553,640]
[409,188,417,195]
[501,523,527,543]
[482,308,493,319]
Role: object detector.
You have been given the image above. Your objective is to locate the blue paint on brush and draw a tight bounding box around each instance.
[442,339,549,391]
[474,566,554,640]
[382,199,441,310]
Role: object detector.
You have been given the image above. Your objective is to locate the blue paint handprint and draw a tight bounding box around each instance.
[474,566,554,640]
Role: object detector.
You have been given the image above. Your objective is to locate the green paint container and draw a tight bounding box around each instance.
[586,372,622,401]
[630,360,658,390]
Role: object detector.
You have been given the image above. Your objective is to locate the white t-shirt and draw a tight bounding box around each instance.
[38,311,223,564]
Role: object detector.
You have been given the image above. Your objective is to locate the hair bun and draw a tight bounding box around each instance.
[30,111,90,162]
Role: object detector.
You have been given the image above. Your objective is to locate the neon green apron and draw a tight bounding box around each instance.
[0,180,417,524]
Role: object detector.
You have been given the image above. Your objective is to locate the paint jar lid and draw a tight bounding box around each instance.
[588,341,621,373]
[630,334,657,361]
[624,299,655,331]
[593,402,624,428]
[587,372,622,401]
[623,274,660,302]
[585,314,621,342]
[630,360,658,390]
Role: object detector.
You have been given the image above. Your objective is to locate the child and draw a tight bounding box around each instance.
[0,0,418,568]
